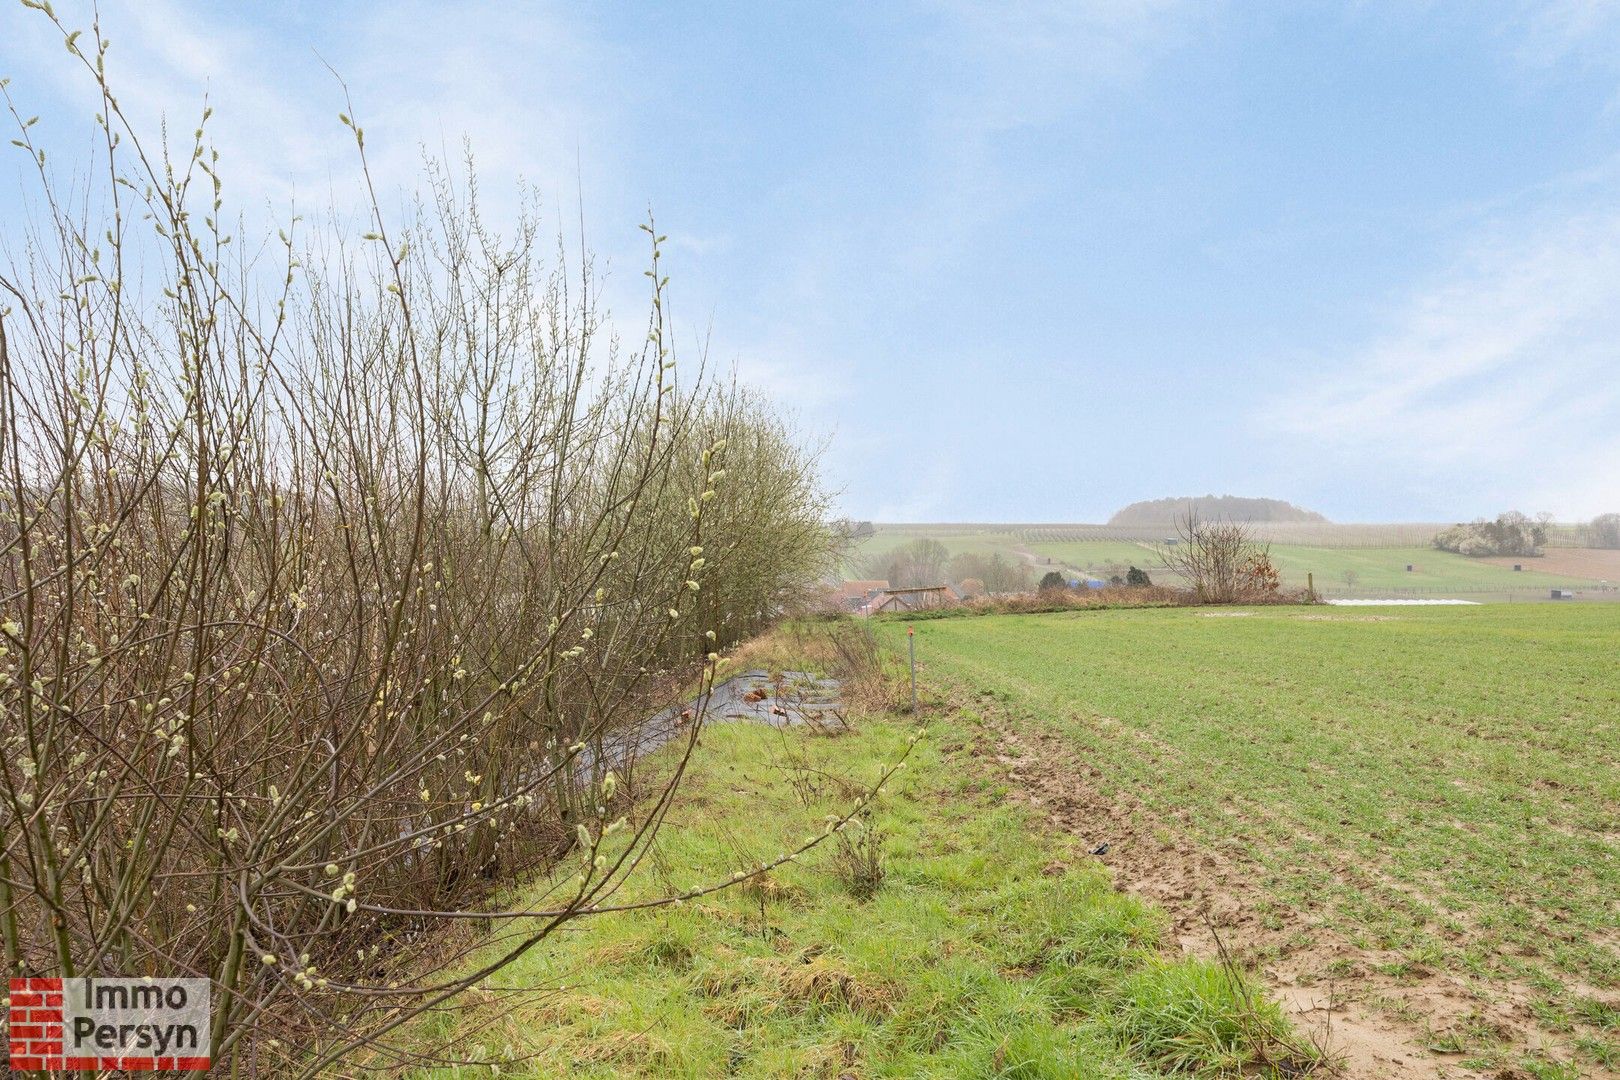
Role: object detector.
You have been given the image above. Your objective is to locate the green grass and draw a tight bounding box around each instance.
[1260,544,1584,591]
[897,605,1620,1073]
[409,689,1307,1076]
[1023,540,1162,575]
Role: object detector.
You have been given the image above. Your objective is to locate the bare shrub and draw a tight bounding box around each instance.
[749,617,900,714]
[0,13,854,1076]
[1157,513,1282,603]
[816,619,906,713]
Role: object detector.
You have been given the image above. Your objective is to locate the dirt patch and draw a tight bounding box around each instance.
[1294,614,1399,622]
[960,702,1597,1079]
[1275,985,1449,1080]
[1476,547,1620,581]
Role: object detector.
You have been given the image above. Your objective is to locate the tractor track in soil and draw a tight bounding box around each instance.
[948,693,1601,1079]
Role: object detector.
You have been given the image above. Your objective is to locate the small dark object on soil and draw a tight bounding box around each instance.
[1089,842,1109,856]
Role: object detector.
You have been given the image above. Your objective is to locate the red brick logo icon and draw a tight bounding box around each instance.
[7,977,65,1071]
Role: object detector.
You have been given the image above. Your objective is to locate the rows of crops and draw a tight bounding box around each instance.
[905,607,1620,1076]
[1013,523,1451,546]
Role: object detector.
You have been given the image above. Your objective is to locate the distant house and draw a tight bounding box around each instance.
[831,579,889,613]
[868,584,957,615]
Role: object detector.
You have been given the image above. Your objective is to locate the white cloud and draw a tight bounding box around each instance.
[2,0,618,228]
[1507,0,1620,71]
[760,1,1208,518]
[1272,196,1620,518]
[3,0,684,376]
[885,0,1200,278]
[927,0,1197,130]
[5,1,341,212]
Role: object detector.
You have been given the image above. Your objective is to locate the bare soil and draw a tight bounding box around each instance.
[1477,547,1620,581]
[960,699,1603,1079]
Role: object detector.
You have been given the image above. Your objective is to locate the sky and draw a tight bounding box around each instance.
[3,1,1620,523]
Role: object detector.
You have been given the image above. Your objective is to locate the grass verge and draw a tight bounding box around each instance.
[405,627,1315,1078]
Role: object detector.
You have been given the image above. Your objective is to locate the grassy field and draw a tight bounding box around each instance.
[851,524,1614,597]
[895,605,1620,1077]
[408,636,1311,1078]
[1022,539,1164,574]
[1226,544,1578,592]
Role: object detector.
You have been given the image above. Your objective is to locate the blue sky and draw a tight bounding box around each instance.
[4,1,1620,522]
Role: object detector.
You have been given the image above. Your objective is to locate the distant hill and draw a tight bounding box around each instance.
[1109,496,1328,525]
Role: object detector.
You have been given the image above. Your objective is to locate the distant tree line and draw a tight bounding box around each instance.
[949,551,1033,594]
[1433,511,1550,557]
[864,539,1032,593]
[865,538,949,588]
[1585,513,1620,549]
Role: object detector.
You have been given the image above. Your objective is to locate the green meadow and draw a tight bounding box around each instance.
[897,605,1620,1076]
